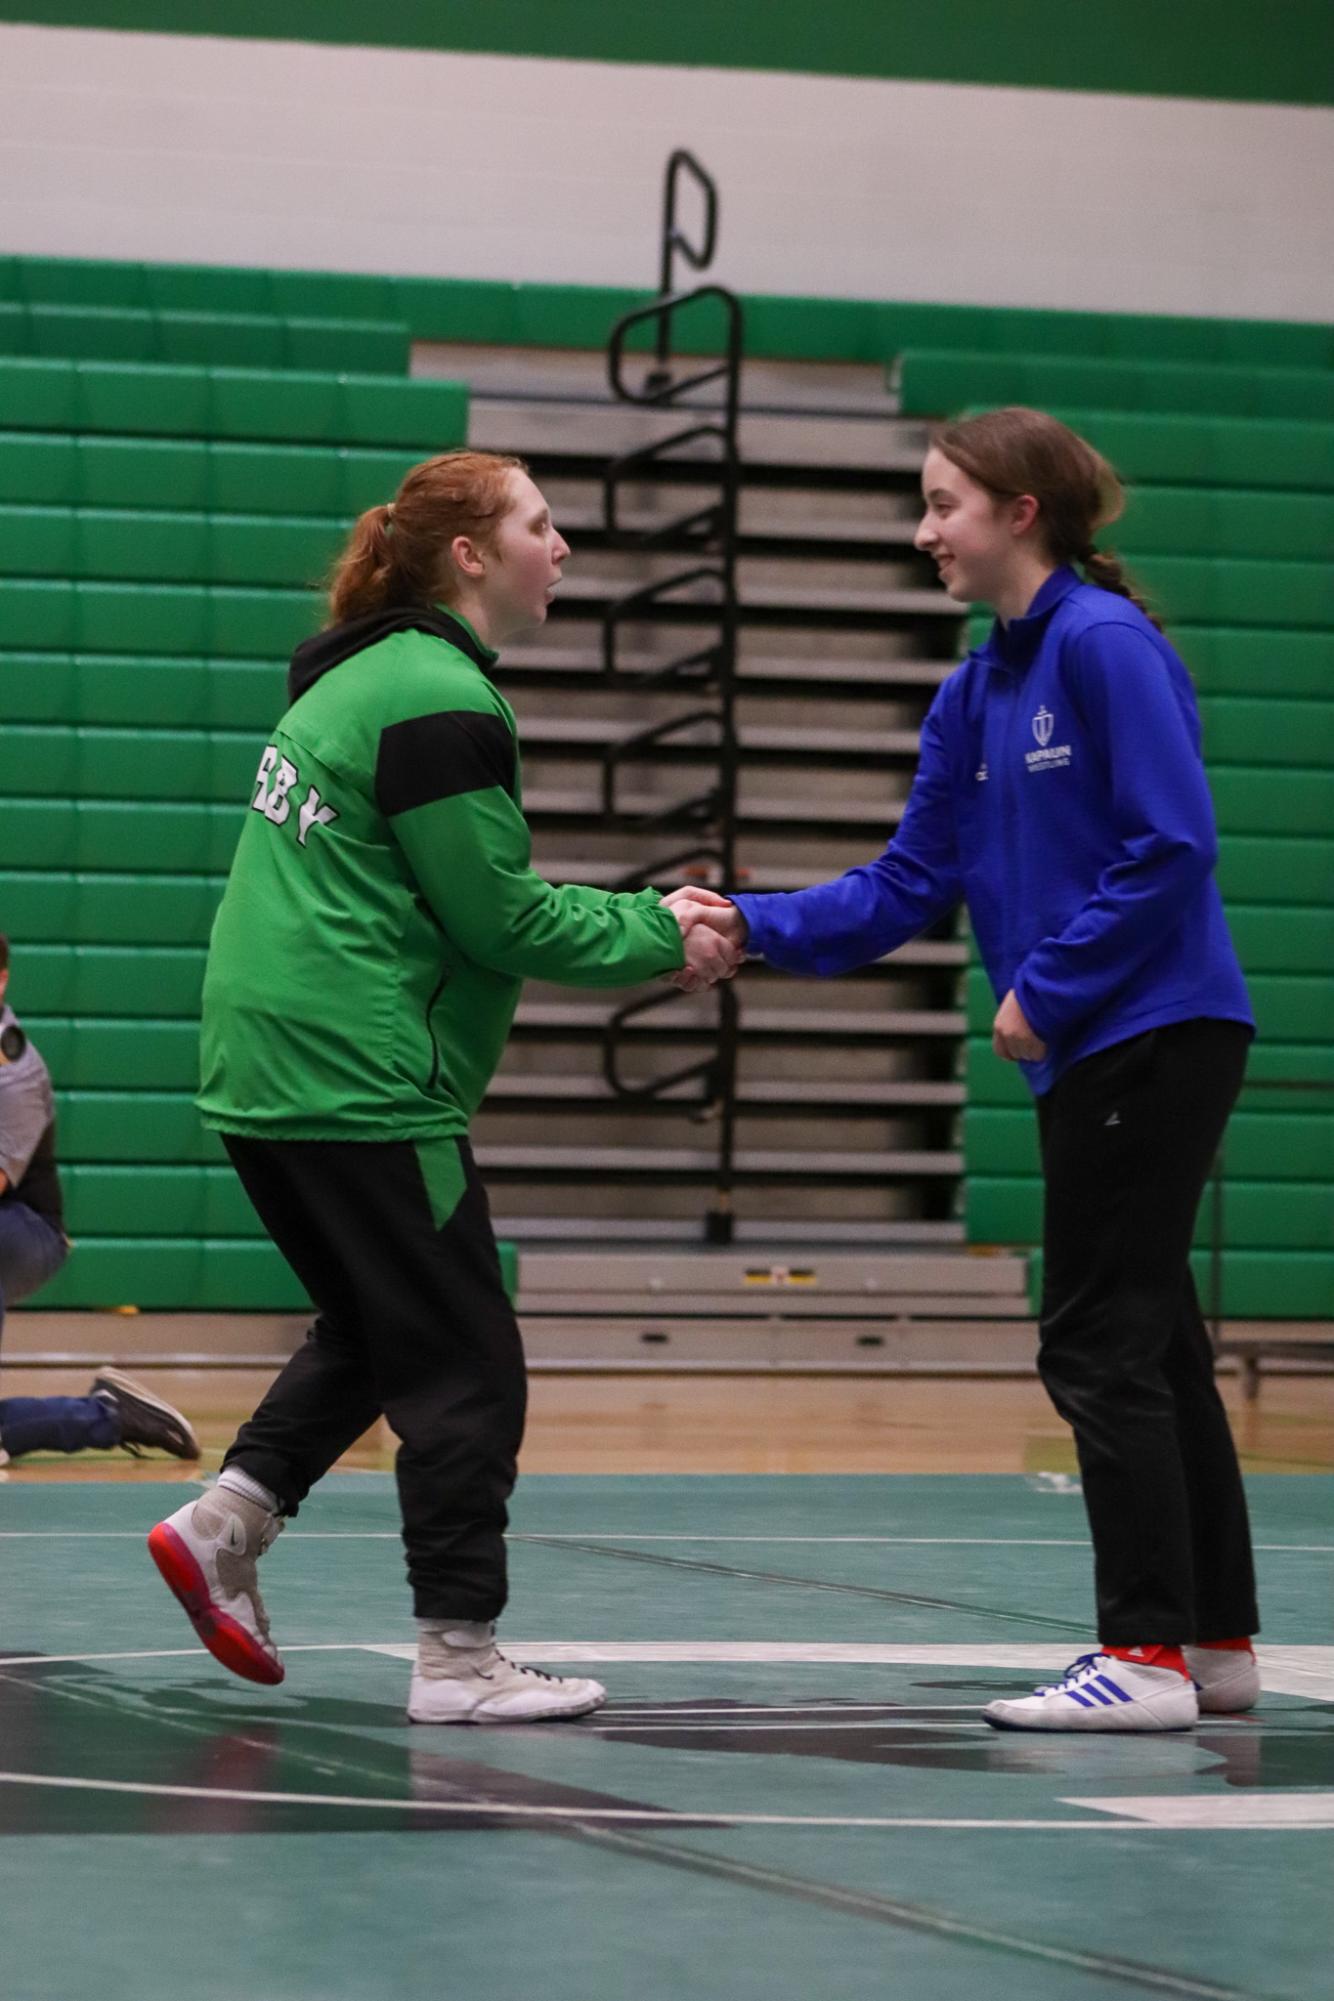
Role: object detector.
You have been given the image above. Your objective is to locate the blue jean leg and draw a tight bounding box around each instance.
[0,1203,118,1457]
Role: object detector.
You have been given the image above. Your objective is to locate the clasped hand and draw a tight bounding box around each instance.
[662,886,747,993]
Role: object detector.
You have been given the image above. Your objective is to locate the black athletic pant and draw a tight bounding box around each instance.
[1035,1017,1258,1645]
[221,1135,526,1622]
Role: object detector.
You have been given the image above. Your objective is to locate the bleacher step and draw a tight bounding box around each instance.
[477,1144,963,1177]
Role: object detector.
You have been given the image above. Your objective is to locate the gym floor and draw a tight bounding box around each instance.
[2,1369,1331,2000]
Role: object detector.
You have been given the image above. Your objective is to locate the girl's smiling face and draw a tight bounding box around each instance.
[914,446,1037,610]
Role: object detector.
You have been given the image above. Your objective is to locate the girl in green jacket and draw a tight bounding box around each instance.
[150,449,739,1723]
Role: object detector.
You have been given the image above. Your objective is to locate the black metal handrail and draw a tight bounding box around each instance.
[601,980,736,1110]
[598,154,743,1241]
[652,150,718,379]
[600,566,727,688]
[601,707,722,827]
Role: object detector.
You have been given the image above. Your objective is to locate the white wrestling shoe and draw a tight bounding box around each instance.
[409,1623,606,1725]
[983,1651,1199,1732]
[1183,1643,1261,1714]
[148,1486,285,1686]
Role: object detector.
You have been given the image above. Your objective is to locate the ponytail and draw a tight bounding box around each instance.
[324,450,527,628]
[1082,545,1163,632]
[328,502,399,623]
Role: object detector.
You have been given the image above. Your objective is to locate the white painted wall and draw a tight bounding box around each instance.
[2,24,1332,321]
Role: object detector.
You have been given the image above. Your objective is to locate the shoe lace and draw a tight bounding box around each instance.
[1035,1652,1104,1696]
[493,1648,564,1687]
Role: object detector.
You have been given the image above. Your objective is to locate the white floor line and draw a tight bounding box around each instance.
[2,1770,1328,1831]
[1067,1792,1334,1829]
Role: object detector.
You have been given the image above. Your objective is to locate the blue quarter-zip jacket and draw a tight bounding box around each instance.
[733,568,1253,1097]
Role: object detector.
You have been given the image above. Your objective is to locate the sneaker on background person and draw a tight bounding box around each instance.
[91,1367,199,1460]
[409,1621,607,1725]
[1182,1638,1261,1714]
[983,1646,1200,1732]
[148,1473,285,1686]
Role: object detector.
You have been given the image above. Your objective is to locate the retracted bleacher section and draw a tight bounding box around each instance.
[0,266,470,1309]
[2,255,1330,1320]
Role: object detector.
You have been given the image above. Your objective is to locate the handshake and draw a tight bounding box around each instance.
[662,886,749,993]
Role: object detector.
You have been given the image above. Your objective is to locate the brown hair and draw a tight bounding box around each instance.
[0,934,8,974]
[326,448,528,625]
[930,407,1161,629]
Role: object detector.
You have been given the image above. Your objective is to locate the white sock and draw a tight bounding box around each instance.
[217,1467,280,1513]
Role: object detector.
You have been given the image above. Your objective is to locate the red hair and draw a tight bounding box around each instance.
[326,448,527,624]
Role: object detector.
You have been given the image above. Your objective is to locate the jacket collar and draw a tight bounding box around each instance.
[974,566,1081,674]
[287,602,498,706]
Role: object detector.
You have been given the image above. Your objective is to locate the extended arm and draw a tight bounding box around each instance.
[382,707,685,986]
[730,699,963,975]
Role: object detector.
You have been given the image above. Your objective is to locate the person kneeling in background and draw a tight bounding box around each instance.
[0,933,198,1467]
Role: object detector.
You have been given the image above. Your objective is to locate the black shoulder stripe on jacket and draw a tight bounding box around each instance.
[376,709,517,818]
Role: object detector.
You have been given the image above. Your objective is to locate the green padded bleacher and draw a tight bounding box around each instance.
[20,1018,200,1089]
[0,654,286,727]
[968,1106,1333,1183]
[6,256,1331,370]
[0,505,345,586]
[0,359,468,447]
[34,1240,305,1311]
[1117,486,1334,560]
[0,871,224,945]
[970,1177,1332,1252]
[1178,629,1332,699]
[901,350,1334,422]
[31,1234,518,1312]
[1199,701,1334,771]
[0,580,319,654]
[59,1165,261,1236]
[14,946,206,1017]
[985,409,1334,493]
[0,301,410,374]
[2,800,241,873]
[0,727,259,800]
[0,433,422,515]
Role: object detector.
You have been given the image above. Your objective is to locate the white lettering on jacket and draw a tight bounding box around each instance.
[251,746,341,845]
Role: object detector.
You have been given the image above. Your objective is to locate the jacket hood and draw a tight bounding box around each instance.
[287,604,497,705]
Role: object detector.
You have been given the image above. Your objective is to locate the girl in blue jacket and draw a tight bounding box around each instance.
[677,407,1260,1732]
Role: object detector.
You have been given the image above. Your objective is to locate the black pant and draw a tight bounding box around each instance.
[1036,1018,1258,1645]
[222,1135,526,1622]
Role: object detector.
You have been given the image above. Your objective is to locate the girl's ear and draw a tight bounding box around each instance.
[1010,492,1041,538]
[450,533,487,580]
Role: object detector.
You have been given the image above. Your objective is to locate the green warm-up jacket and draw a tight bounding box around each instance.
[197,605,684,1140]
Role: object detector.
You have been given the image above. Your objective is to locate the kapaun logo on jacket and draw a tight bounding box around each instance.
[251,745,340,845]
[1026,706,1072,772]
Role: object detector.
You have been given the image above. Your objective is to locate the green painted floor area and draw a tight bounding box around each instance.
[1,1475,1330,2001]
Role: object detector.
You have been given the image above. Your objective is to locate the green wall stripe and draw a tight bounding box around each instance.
[2,3,1329,106]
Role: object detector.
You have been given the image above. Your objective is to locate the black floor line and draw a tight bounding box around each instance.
[515,1535,1090,1635]
[573,1822,1283,2001]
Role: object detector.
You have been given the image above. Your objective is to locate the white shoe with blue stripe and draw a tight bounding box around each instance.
[983,1652,1200,1731]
